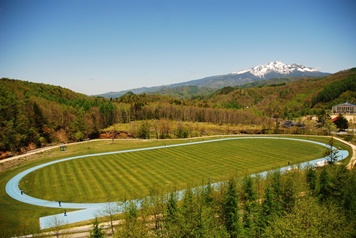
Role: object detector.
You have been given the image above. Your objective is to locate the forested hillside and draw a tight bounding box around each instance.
[1,68,355,157]
[209,68,356,118]
[0,78,116,155]
[312,68,356,107]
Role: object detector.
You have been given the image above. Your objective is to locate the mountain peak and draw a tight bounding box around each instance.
[233,61,319,78]
[98,61,330,98]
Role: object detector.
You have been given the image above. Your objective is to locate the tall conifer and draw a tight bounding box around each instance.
[222,178,241,238]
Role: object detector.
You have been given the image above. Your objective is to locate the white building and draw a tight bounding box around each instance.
[332,102,356,114]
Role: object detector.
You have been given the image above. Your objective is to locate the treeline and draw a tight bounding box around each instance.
[0,78,116,153]
[92,164,356,237]
[116,98,268,126]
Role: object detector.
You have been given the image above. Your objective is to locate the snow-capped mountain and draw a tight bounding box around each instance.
[97,61,330,98]
[232,61,319,78]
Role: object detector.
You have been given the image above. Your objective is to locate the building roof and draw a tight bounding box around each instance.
[332,116,340,122]
[332,102,356,107]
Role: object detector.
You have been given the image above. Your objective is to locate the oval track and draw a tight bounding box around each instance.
[5,137,349,229]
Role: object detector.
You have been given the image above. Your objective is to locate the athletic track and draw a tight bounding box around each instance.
[5,137,349,229]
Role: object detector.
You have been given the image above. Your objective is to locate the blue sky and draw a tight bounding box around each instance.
[1,0,355,95]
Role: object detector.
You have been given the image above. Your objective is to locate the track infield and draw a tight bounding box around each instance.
[18,137,333,202]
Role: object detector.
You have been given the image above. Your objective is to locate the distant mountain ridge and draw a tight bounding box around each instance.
[98,61,330,98]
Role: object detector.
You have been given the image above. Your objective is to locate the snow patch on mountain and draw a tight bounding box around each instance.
[97,61,329,98]
[232,61,318,78]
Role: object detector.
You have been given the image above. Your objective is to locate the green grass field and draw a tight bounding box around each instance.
[20,138,327,202]
[0,136,352,236]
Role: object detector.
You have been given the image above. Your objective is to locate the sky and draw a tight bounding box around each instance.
[1,0,355,95]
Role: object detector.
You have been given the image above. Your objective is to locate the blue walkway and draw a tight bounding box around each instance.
[5,137,349,229]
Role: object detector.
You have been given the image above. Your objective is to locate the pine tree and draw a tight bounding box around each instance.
[179,187,199,237]
[118,201,149,238]
[263,196,352,237]
[280,171,299,213]
[318,167,333,203]
[343,169,356,221]
[203,179,215,205]
[241,176,259,237]
[165,192,177,225]
[332,164,349,206]
[222,178,241,238]
[164,192,179,237]
[260,170,282,229]
[306,167,318,193]
[90,217,105,238]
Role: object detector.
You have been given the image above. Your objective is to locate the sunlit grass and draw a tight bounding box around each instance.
[0,135,352,236]
[20,138,326,202]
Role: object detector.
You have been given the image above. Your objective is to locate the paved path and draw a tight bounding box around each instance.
[5,137,349,229]
[348,142,356,169]
[333,137,356,169]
